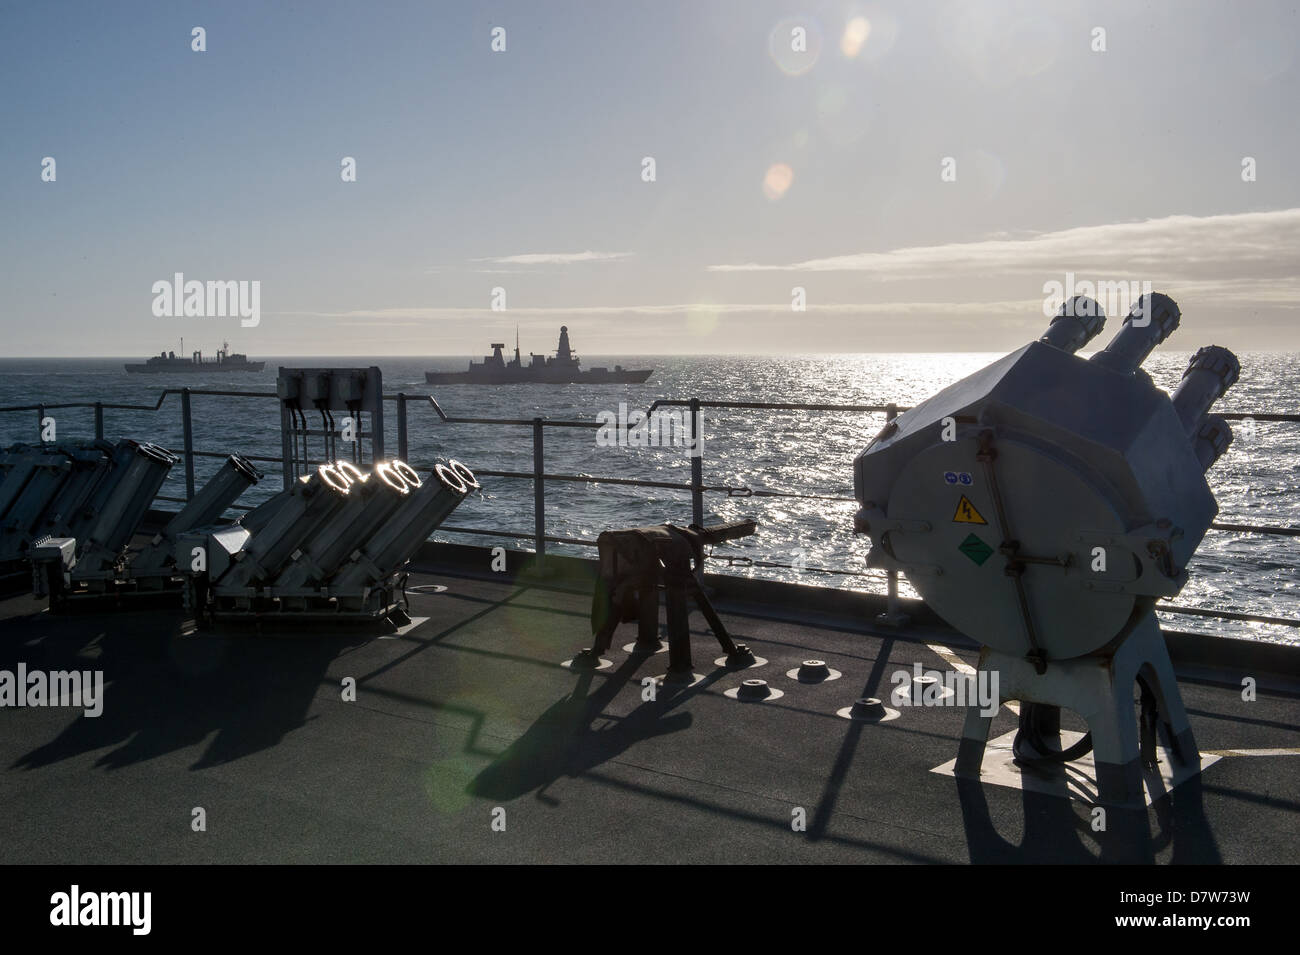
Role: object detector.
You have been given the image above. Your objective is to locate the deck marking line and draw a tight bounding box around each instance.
[1203,747,1300,758]
[378,616,430,639]
[926,643,1019,715]
[930,729,1221,805]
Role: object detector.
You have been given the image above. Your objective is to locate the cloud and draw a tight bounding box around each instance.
[706,208,1300,282]
[271,299,1041,322]
[269,280,1300,326]
[335,321,424,327]
[469,250,634,265]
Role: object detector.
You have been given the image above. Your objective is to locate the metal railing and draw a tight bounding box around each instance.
[2,388,1298,633]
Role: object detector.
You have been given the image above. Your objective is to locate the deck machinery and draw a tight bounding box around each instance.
[178,365,477,627]
[3,437,475,626]
[853,293,1240,806]
[180,457,477,627]
[5,364,478,629]
[0,438,261,602]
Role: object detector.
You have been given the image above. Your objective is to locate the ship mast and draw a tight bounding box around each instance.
[556,325,574,364]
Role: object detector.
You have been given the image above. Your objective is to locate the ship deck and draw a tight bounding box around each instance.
[2,554,1296,866]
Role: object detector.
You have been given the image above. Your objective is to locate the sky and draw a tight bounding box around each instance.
[1,0,1298,356]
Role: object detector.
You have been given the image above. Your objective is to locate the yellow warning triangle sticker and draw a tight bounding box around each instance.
[952,494,987,525]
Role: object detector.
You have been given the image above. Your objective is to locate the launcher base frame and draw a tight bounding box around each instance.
[191,574,412,630]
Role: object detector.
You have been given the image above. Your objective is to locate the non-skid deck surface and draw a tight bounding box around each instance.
[0,574,1296,864]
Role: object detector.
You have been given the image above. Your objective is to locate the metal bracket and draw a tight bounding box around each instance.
[1074,521,1187,597]
[856,505,932,536]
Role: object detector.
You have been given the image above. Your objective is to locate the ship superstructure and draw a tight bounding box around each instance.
[125,340,264,374]
[426,326,652,384]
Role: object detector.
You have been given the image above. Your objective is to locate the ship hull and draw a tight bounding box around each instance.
[425,368,652,385]
[125,362,266,373]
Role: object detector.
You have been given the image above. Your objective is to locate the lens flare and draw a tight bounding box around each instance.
[686,305,719,337]
[768,18,823,76]
[763,162,794,200]
[841,17,870,57]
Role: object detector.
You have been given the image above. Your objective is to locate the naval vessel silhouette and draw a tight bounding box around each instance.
[125,341,264,374]
[425,326,652,384]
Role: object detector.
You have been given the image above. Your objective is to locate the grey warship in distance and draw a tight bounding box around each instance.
[125,340,265,374]
[425,326,653,384]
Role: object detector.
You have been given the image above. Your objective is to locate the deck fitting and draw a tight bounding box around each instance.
[727,644,755,664]
[787,659,842,683]
[837,697,901,722]
[854,697,885,717]
[897,673,953,704]
[653,668,705,687]
[714,647,767,669]
[725,678,784,702]
[625,638,666,655]
[563,649,612,671]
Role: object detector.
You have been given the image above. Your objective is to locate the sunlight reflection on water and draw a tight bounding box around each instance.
[1,351,1294,645]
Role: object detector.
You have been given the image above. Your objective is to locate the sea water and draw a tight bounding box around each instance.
[0,353,1294,646]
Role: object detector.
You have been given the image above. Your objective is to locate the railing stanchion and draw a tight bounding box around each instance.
[397,393,408,461]
[280,402,294,490]
[371,394,385,464]
[2,389,1298,635]
[690,397,704,527]
[181,387,196,499]
[533,417,546,557]
[881,402,906,624]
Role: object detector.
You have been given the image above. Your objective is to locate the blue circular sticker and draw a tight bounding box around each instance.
[943,471,958,485]
[958,472,973,486]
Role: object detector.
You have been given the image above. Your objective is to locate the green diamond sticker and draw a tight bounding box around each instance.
[958,533,994,566]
